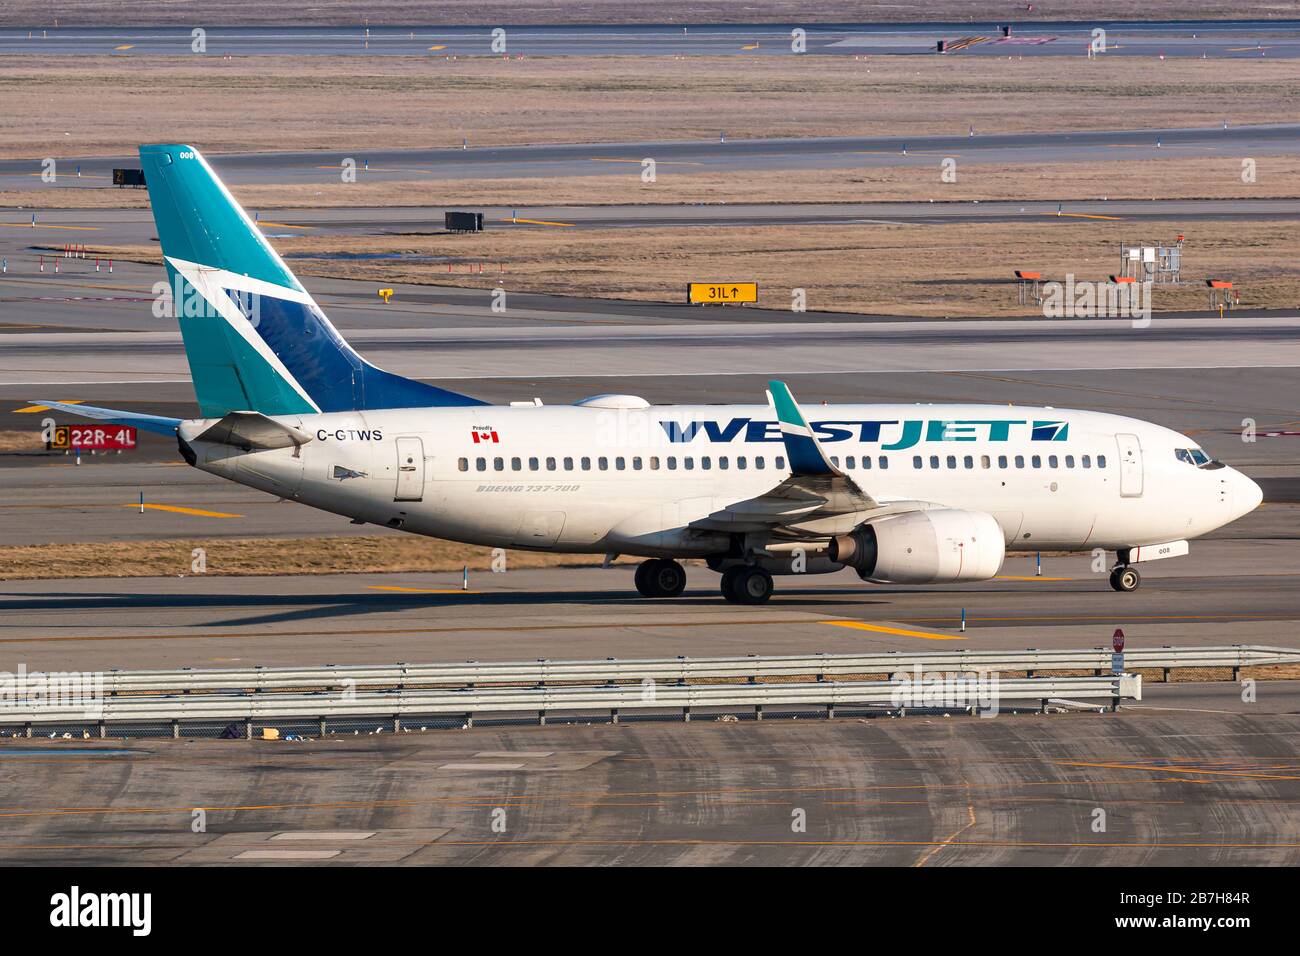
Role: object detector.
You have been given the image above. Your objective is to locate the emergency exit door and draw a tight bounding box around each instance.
[1115,433,1143,498]
[394,437,425,501]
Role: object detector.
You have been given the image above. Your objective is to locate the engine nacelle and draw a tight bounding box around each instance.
[829,509,1005,584]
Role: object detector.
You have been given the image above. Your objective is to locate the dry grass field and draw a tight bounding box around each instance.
[0,535,617,580]
[1,54,1297,161]
[3,1,1296,27]
[91,216,1300,317]
[11,155,1300,210]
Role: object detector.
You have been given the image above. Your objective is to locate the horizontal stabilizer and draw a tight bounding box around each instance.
[30,400,181,437]
[187,411,314,451]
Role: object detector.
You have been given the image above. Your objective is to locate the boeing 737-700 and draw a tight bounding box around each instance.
[42,145,1263,603]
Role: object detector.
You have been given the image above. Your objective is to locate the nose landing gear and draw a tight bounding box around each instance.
[1109,564,1141,592]
[634,558,687,598]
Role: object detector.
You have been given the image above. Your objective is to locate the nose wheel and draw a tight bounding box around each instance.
[634,559,687,598]
[1109,565,1141,592]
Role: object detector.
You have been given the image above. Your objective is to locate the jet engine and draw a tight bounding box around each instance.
[828,509,1005,584]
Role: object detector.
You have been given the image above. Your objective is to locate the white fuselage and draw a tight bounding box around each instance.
[182,401,1261,559]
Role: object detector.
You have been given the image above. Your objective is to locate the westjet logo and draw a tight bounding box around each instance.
[658,418,1068,449]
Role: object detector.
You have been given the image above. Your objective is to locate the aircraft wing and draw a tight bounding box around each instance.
[688,380,886,535]
[29,400,182,436]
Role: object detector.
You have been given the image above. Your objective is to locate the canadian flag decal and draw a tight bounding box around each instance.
[471,430,500,444]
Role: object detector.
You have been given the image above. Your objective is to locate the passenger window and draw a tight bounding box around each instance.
[1065,455,1074,468]
[879,456,888,470]
[649,456,660,470]
[913,456,923,469]
[947,455,957,469]
[581,456,591,471]
[846,456,856,469]
[862,456,872,470]
[598,457,608,471]
[633,456,643,470]
[529,457,539,471]
[719,456,728,470]
[685,457,695,470]
[831,456,840,468]
[737,456,747,469]
[564,456,574,470]
[546,457,556,471]
[1048,455,1058,468]
[1082,455,1091,469]
[615,457,626,470]
[702,457,712,470]
[1031,455,1041,468]
[476,457,487,472]
[964,455,974,469]
[494,457,504,471]
[776,456,786,470]
[1098,455,1107,468]
[980,455,990,469]
[755,456,765,470]
[512,457,522,471]
[929,455,940,469]
[1015,455,1025,468]
[458,458,468,472]
[998,455,1007,468]
[667,456,677,470]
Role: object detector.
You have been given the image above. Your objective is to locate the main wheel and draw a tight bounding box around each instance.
[635,559,687,597]
[648,559,686,597]
[720,565,746,602]
[724,566,774,605]
[1109,566,1141,592]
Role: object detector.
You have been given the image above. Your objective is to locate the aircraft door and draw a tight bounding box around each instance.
[394,436,425,502]
[1116,433,1143,498]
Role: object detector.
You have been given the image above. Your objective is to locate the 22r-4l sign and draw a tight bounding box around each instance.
[51,425,138,451]
[687,282,758,305]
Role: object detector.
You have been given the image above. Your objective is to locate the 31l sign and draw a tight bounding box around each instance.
[50,425,138,451]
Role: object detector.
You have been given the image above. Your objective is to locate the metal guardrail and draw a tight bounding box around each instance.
[1,675,1142,735]
[90,644,1296,695]
[8,642,1288,737]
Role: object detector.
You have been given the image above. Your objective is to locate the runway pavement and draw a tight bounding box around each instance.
[4,124,1297,188]
[4,21,1300,59]
[0,700,1296,865]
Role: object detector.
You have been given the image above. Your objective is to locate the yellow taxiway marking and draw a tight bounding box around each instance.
[0,222,100,231]
[821,620,964,641]
[14,400,82,414]
[1226,46,1272,52]
[253,221,309,230]
[428,44,447,51]
[113,44,135,51]
[503,217,575,227]
[367,585,480,595]
[741,43,761,50]
[122,503,243,518]
[1048,212,1123,221]
[995,574,1072,581]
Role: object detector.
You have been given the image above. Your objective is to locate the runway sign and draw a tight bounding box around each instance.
[51,425,137,451]
[687,282,758,305]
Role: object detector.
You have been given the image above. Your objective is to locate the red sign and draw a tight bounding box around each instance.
[52,424,137,451]
[1112,628,1126,653]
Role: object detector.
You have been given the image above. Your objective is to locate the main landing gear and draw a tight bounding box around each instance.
[720,565,774,605]
[634,558,687,598]
[1109,564,1141,592]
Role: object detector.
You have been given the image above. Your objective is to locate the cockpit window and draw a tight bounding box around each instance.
[1176,447,1218,468]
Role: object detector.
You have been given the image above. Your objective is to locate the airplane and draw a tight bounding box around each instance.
[41,144,1263,604]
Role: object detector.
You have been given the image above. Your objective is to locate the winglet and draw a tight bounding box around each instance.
[766,380,843,477]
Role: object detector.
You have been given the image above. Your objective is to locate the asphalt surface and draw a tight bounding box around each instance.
[4,21,1300,58]
[1,699,1297,865]
[4,124,1297,188]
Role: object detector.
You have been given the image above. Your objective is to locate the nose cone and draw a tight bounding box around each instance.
[1232,469,1264,519]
